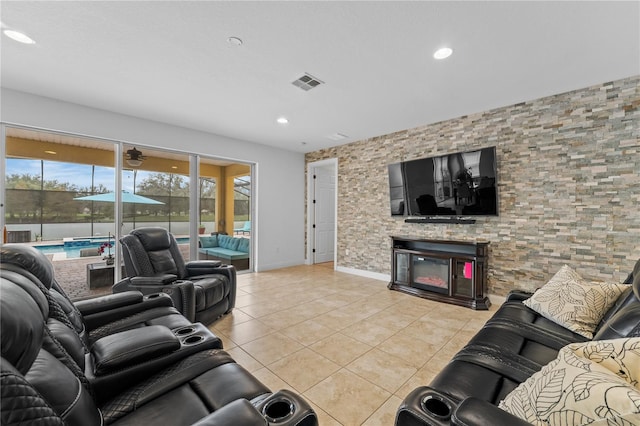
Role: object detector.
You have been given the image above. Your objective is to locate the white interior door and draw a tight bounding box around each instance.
[313,165,335,263]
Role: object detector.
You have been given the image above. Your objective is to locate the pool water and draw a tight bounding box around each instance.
[35,236,189,259]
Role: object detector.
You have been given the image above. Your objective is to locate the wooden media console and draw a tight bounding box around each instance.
[388,236,490,310]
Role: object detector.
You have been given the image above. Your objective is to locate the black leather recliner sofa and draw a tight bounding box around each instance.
[0,244,318,426]
[116,227,237,325]
[396,259,640,426]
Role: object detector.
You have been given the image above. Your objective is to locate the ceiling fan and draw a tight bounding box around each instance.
[125,147,145,167]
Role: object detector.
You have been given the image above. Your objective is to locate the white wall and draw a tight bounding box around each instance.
[1,88,305,271]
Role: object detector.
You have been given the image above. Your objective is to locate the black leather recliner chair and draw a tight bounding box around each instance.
[115,227,236,324]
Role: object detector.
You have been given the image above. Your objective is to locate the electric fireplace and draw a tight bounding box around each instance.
[389,236,490,310]
[412,256,449,294]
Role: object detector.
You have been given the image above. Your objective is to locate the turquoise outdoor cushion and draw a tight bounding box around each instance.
[217,234,232,249]
[236,238,250,253]
[204,248,249,260]
[210,235,244,252]
[228,238,240,251]
[199,235,218,248]
[219,235,239,250]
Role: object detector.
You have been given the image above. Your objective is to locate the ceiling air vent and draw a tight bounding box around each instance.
[292,73,324,91]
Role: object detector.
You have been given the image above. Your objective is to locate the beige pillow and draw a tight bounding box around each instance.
[523,265,626,338]
[499,338,640,425]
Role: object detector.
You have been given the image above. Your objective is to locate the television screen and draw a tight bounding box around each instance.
[388,147,498,217]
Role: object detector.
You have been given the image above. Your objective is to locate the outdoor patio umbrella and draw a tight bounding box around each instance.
[74,191,165,234]
[73,191,164,204]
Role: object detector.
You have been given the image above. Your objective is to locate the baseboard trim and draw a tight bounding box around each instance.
[335,266,390,282]
[256,259,305,272]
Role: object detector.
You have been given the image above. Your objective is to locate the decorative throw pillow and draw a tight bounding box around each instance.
[217,234,232,249]
[236,237,250,253]
[523,265,626,339]
[499,338,640,426]
[227,237,241,251]
[199,235,218,248]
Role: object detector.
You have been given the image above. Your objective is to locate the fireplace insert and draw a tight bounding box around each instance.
[412,256,449,294]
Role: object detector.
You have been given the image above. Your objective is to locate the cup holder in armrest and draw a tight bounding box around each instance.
[174,326,196,336]
[263,397,295,423]
[421,394,452,420]
[398,386,458,426]
[175,325,205,345]
[255,389,317,426]
[172,323,223,350]
[182,334,205,345]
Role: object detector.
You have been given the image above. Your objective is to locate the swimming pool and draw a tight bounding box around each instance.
[35,236,190,259]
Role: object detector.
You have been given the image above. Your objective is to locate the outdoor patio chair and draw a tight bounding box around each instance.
[234,221,251,235]
[116,227,236,325]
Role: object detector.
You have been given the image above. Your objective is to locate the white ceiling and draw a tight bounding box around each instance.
[1,1,638,154]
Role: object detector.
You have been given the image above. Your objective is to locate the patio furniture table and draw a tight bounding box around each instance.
[86,262,125,289]
[7,230,31,243]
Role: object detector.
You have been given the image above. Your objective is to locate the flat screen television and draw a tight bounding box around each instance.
[388,146,498,217]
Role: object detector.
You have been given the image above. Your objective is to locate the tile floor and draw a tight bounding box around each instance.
[209,262,499,426]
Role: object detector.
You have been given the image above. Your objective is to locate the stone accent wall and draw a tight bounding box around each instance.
[306,76,640,296]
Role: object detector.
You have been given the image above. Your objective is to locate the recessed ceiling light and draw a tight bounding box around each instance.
[227,36,243,46]
[44,150,57,155]
[433,47,453,60]
[3,29,36,44]
[276,117,289,125]
[171,166,178,169]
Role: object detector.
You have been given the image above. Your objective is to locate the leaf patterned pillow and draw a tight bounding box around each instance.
[499,338,640,426]
[523,265,626,339]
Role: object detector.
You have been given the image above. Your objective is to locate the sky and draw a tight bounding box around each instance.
[6,158,153,192]
[5,158,247,194]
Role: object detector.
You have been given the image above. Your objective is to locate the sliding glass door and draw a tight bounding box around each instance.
[197,158,252,271]
[1,125,254,300]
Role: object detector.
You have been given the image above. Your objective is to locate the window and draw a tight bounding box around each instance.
[2,126,254,300]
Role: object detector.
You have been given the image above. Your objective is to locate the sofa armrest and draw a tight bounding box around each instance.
[185,260,223,276]
[192,399,267,426]
[91,325,180,376]
[78,291,176,332]
[88,323,223,404]
[75,291,144,316]
[113,277,196,322]
[130,274,178,285]
[186,263,237,314]
[396,386,459,426]
[452,398,531,426]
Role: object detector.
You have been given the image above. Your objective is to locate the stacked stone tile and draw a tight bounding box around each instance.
[306,76,640,296]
